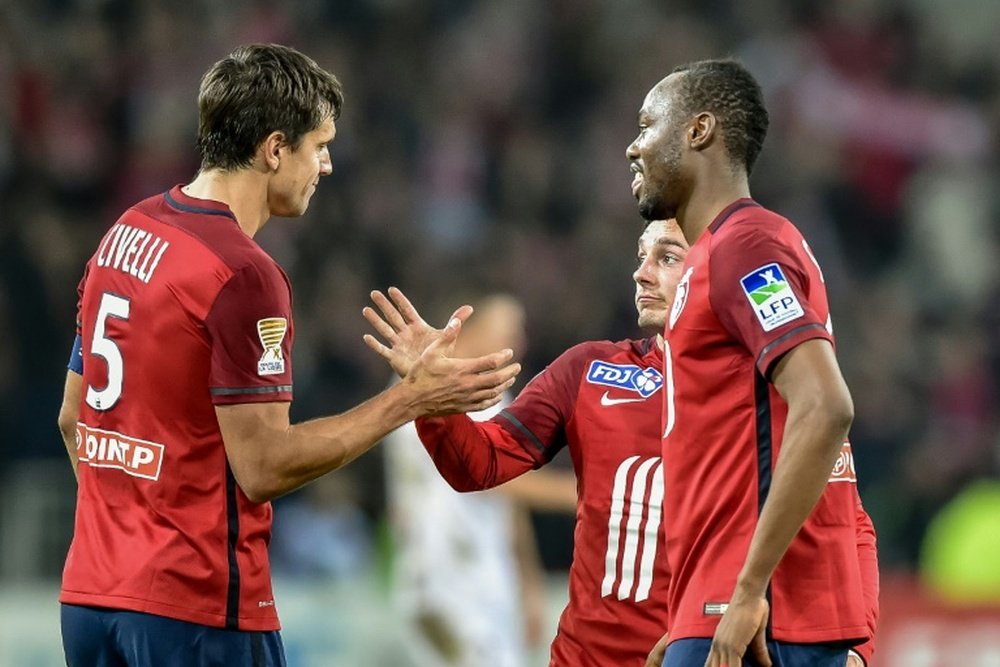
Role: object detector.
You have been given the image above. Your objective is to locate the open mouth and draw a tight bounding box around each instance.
[630,164,643,196]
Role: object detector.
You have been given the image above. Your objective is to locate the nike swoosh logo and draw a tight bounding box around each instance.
[600,391,645,406]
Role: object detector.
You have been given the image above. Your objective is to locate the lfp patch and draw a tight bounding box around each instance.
[740,263,805,332]
[586,361,663,398]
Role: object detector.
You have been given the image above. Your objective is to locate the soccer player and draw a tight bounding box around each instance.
[627,59,875,667]
[364,225,679,666]
[364,218,877,667]
[55,44,519,667]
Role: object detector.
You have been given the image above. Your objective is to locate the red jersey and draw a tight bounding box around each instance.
[417,338,670,667]
[61,186,294,631]
[662,198,869,646]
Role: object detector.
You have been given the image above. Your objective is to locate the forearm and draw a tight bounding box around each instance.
[58,371,83,481]
[222,383,420,502]
[735,407,850,598]
[416,415,538,491]
[500,469,577,512]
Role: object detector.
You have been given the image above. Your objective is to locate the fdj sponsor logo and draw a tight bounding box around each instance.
[740,263,805,332]
[586,361,663,398]
[76,424,165,481]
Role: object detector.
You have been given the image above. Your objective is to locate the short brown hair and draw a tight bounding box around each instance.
[196,44,344,171]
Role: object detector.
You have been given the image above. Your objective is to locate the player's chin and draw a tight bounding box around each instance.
[637,310,666,332]
[638,196,663,222]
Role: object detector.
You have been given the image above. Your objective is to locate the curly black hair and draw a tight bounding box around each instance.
[670,59,769,175]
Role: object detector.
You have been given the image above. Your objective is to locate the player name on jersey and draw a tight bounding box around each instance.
[94,222,170,284]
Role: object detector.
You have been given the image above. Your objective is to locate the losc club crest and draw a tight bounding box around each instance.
[669,267,693,330]
[256,317,287,376]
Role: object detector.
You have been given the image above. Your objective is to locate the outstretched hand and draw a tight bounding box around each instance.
[363,287,472,378]
[363,287,521,417]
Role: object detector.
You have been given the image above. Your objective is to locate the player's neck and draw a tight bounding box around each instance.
[675,169,750,245]
[183,169,271,238]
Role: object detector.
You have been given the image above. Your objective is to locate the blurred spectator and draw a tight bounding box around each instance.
[383,294,544,667]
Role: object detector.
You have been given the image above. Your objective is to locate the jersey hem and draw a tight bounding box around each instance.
[59,590,280,631]
[666,621,868,647]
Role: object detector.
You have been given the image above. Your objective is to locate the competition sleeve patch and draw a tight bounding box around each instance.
[256,317,287,376]
[739,263,805,332]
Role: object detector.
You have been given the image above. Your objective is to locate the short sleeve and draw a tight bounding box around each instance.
[709,224,832,377]
[205,260,294,404]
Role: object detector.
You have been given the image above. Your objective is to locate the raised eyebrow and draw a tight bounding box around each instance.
[654,236,687,251]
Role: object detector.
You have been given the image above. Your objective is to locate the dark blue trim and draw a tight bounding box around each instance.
[498,409,546,453]
[754,369,775,635]
[708,198,759,234]
[641,337,655,355]
[225,465,241,630]
[753,370,773,513]
[757,322,827,378]
[68,334,84,374]
[211,385,293,396]
[164,190,237,221]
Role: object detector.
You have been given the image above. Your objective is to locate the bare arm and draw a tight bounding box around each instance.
[511,504,547,649]
[218,315,520,503]
[707,338,854,667]
[58,371,83,480]
[500,469,577,513]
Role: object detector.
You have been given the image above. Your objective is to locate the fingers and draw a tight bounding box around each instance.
[644,647,665,667]
[644,632,669,667]
[456,348,515,374]
[387,286,430,326]
[362,306,398,343]
[370,290,407,332]
[463,361,520,391]
[448,304,474,327]
[705,643,742,667]
[361,333,391,360]
[435,376,518,415]
[750,628,771,667]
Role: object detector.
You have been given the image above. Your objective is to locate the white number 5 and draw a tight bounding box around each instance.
[85,292,131,411]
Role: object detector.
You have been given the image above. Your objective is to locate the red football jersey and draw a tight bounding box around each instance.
[662,198,869,645]
[61,186,294,631]
[417,338,670,667]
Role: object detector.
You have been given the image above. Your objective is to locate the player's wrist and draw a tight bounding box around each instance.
[731,574,769,602]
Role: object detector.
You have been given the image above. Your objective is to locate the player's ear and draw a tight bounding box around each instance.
[260,131,286,171]
[688,112,716,151]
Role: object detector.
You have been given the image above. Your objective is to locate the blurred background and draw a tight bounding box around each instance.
[1,0,999,665]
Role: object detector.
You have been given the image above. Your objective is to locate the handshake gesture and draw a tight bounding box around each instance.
[362,287,521,419]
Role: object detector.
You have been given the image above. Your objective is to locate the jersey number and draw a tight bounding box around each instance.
[601,455,663,602]
[85,292,131,411]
